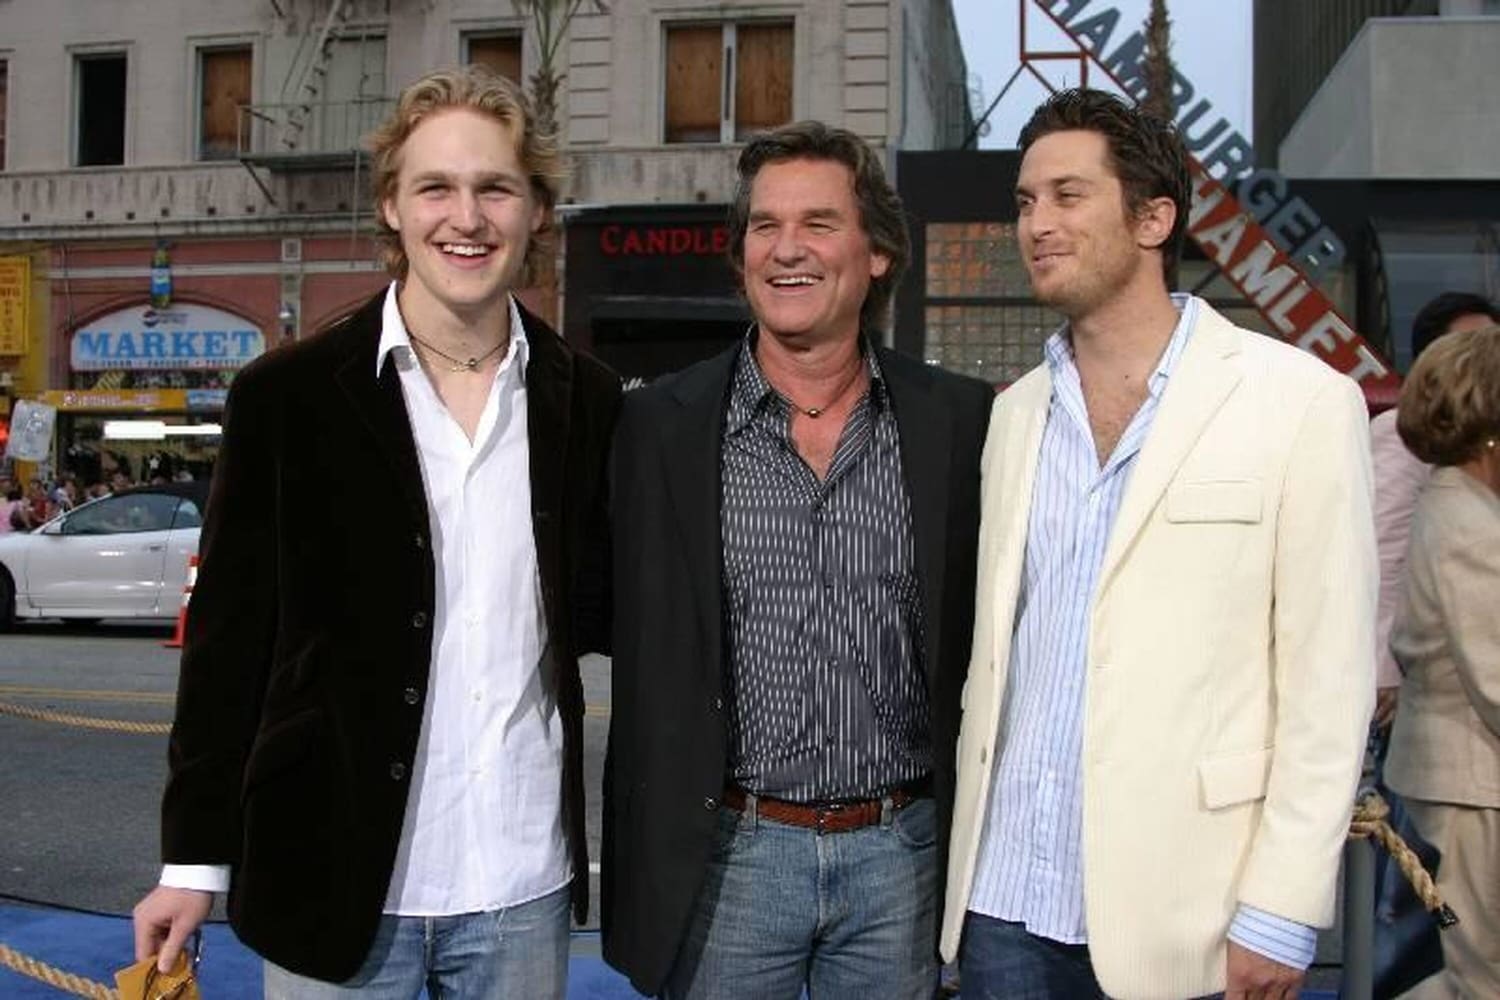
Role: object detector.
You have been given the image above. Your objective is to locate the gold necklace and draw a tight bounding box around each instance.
[780,361,865,418]
[406,329,506,373]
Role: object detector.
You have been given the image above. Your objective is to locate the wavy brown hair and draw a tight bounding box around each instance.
[1019,88,1190,285]
[1397,325,1500,466]
[728,121,910,333]
[367,66,564,287]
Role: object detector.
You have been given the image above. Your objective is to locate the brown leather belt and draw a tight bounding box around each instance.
[722,778,930,834]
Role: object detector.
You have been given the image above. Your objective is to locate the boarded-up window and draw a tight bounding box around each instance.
[665,22,792,144]
[467,34,522,83]
[664,25,722,143]
[0,60,8,170]
[199,47,251,160]
[734,23,792,140]
[76,53,127,166]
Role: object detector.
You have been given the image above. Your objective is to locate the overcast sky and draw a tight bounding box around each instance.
[952,0,1254,149]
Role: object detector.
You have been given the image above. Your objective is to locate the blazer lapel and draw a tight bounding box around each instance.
[521,306,573,618]
[663,349,738,693]
[988,370,1050,675]
[1096,307,1242,591]
[881,351,951,685]
[332,299,428,524]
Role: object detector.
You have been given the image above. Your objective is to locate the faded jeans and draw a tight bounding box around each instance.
[663,793,940,1000]
[262,884,570,1000]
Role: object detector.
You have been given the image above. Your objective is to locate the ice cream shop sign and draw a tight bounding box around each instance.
[71,303,265,371]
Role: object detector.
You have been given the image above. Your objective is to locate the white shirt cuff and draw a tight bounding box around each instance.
[1227,903,1317,970]
[160,864,230,894]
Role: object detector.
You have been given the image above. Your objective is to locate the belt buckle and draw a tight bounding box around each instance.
[816,802,845,834]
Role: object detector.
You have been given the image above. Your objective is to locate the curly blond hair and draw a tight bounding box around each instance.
[366,66,564,287]
[1397,324,1500,466]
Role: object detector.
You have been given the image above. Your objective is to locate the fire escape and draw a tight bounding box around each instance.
[237,0,392,212]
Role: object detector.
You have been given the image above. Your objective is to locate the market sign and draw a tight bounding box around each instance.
[71,303,265,372]
[0,256,30,356]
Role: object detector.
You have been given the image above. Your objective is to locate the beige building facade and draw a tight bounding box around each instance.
[0,0,970,478]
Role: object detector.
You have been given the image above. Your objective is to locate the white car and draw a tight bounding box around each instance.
[0,483,206,628]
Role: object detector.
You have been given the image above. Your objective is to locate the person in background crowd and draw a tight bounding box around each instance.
[1371,292,1500,725]
[1384,325,1500,999]
[131,65,618,999]
[603,121,993,1000]
[2,487,25,533]
[943,89,1375,1000]
[1369,293,1499,995]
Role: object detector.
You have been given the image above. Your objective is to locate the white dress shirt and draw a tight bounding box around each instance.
[163,283,569,915]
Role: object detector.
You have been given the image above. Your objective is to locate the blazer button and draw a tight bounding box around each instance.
[713,697,723,712]
[413,533,426,550]
[703,796,718,811]
[390,762,407,781]
[403,687,420,705]
[411,611,428,629]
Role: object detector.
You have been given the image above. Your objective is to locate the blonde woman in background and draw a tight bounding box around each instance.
[1386,324,1500,998]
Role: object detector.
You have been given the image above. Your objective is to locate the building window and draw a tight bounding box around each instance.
[664,21,792,144]
[465,33,522,83]
[198,46,251,161]
[924,222,1057,384]
[76,52,127,166]
[0,59,8,170]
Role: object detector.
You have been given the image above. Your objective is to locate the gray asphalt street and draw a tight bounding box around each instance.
[0,624,610,927]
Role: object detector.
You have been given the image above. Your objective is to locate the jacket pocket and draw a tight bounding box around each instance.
[243,704,324,795]
[1198,745,1273,810]
[1166,480,1262,524]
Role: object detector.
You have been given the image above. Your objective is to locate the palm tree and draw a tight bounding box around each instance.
[515,0,610,136]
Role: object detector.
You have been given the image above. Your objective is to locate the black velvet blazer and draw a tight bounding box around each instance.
[160,290,620,982]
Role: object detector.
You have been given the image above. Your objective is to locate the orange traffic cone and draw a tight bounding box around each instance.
[164,555,199,649]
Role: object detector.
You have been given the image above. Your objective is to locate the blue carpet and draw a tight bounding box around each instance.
[0,904,1342,999]
[0,905,644,998]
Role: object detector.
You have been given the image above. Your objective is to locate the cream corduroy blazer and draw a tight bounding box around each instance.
[941,302,1377,1000]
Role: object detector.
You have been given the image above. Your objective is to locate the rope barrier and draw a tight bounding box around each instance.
[1348,791,1460,928]
[0,942,116,998]
[0,701,171,736]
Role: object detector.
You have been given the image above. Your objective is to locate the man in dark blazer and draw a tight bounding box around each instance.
[603,122,992,999]
[132,67,618,998]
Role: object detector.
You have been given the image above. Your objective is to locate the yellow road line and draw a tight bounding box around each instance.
[0,684,175,704]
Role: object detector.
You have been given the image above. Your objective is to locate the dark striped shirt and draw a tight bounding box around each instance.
[720,339,929,803]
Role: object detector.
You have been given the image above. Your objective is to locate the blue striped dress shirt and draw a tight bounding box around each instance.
[968,295,1316,971]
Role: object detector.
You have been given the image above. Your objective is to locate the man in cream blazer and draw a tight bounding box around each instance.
[943,89,1377,1000]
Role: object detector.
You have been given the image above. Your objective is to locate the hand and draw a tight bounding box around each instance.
[1373,686,1399,729]
[1225,940,1304,1000]
[132,885,212,973]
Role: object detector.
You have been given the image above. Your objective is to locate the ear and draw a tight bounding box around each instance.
[381,196,401,234]
[1135,195,1177,252]
[530,197,546,235]
[870,250,891,280]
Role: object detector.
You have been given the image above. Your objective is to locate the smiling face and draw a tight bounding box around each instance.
[1016,129,1172,321]
[741,157,890,349]
[380,106,542,329]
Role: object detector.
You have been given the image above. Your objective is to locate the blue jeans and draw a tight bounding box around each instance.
[957,912,1105,1000]
[262,884,570,999]
[663,793,940,1000]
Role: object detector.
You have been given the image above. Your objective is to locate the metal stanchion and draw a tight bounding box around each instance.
[1342,836,1376,999]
